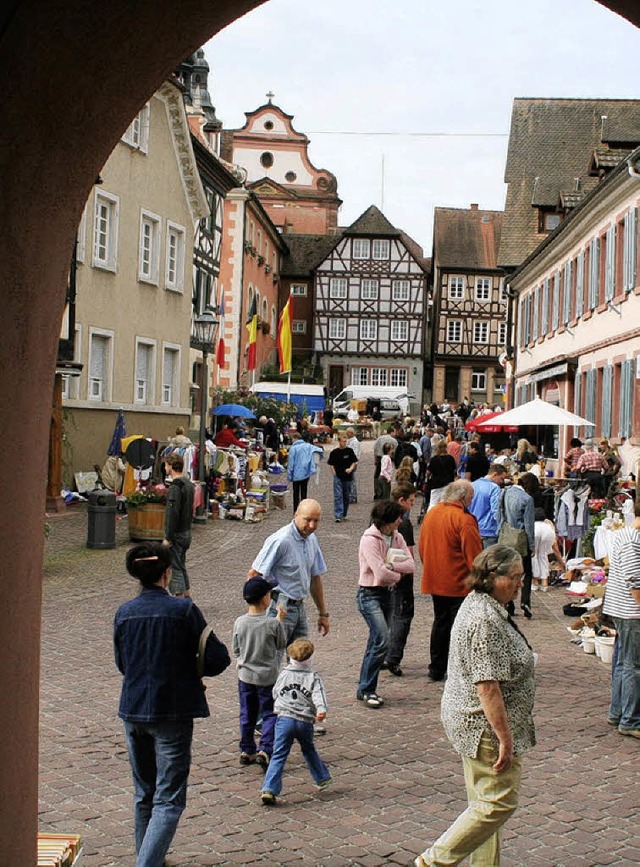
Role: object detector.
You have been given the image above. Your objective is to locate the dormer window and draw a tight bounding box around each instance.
[539,209,561,233]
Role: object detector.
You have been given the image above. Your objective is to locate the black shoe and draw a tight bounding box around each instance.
[522,604,532,619]
[428,670,445,682]
[256,750,270,769]
[387,663,403,677]
[380,660,389,670]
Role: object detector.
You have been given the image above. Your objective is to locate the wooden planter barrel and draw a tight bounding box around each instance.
[127,503,165,541]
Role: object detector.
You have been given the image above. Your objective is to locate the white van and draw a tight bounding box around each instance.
[333,386,410,418]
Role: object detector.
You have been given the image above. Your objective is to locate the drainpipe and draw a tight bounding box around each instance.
[504,269,516,410]
[235,198,247,389]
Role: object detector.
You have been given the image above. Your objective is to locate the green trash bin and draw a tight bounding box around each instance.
[87,489,116,549]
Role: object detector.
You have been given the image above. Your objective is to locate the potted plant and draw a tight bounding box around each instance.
[126,484,167,541]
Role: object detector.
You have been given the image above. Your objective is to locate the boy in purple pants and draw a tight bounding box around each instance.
[232,578,287,767]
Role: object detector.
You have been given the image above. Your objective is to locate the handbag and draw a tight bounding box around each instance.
[498,489,529,557]
[196,624,231,678]
[497,522,529,557]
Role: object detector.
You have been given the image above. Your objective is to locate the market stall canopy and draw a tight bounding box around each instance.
[477,398,595,428]
[465,411,518,433]
[211,403,256,419]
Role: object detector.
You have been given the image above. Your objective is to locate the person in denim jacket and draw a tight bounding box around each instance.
[114,542,229,867]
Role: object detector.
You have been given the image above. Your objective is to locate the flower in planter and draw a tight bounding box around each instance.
[126,484,168,506]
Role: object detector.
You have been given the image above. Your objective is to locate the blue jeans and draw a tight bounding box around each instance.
[261,716,330,795]
[123,719,193,867]
[356,586,392,696]
[609,617,640,730]
[349,471,358,503]
[168,531,191,595]
[267,596,308,667]
[333,476,352,519]
[386,573,414,666]
[238,681,276,755]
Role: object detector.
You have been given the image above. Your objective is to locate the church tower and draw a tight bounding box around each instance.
[221,95,341,235]
[176,49,223,155]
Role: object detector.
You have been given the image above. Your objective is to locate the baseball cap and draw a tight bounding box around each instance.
[243,577,273,603]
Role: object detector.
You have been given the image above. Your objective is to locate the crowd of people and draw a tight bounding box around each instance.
[113,402,637,867]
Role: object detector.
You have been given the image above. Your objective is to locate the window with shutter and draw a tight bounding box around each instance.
[93,192,119,271]
[162,347,179,406]
[573,370,582,438]
[532,287,539,341]
[601,365,613,439]
[541,278,550,335]
[605,225,616,302]
[139,212,160,284]
[575,252,585,318]
[623,208,638,293]
[166,223,185,292]
[589,238,600,309]
[563,261,573,324]
[551,273,560,331]
[135,342,154,404]
[89,334,109,401]
[619,359,635,438]
[584,369,596,424]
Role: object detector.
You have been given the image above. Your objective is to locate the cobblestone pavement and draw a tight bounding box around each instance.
[41,442,639,866]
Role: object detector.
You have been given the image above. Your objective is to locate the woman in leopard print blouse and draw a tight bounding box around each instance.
[414,545,536,867]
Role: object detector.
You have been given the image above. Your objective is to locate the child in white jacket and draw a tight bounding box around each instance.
[260,638,331,804]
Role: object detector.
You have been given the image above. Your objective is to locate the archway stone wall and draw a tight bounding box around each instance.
[0,0,635,861]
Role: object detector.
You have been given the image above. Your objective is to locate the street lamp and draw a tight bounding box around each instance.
[192,307,219,522]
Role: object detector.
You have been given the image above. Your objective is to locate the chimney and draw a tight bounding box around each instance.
[470,203,479,210]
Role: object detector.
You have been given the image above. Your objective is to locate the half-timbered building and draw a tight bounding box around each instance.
[430,205,506,407]
[280,233,342,375]
[313,205,429,402]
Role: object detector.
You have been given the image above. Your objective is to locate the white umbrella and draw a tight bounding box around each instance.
[477,397,594,428]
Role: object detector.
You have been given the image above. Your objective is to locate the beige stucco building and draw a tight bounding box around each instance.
[62,79,208,480]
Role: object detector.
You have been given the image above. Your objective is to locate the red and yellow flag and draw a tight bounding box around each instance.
[246,294,258,371]
[277,296,293,374]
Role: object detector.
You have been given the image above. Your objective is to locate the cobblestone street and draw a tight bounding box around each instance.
[41,443,639,866]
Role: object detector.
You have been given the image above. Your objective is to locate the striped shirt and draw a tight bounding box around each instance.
[602,526,640,620]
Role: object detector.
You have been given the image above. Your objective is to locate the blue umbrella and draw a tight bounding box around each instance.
[212,403,256,419]
[107,408,127,456]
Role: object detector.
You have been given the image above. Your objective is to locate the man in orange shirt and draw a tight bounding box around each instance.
[418,479,482,681]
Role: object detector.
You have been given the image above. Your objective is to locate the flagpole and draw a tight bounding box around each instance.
[286,369,291,403]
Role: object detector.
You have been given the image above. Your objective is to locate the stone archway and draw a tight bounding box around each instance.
[0,0,636,860]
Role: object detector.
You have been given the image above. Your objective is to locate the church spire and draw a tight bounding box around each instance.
[176,48,221,131]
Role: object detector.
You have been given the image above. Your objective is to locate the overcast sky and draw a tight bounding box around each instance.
[205,0,640,254]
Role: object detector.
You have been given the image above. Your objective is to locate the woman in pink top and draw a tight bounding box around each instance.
[378,442,395,500]
[356,501,414,708]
